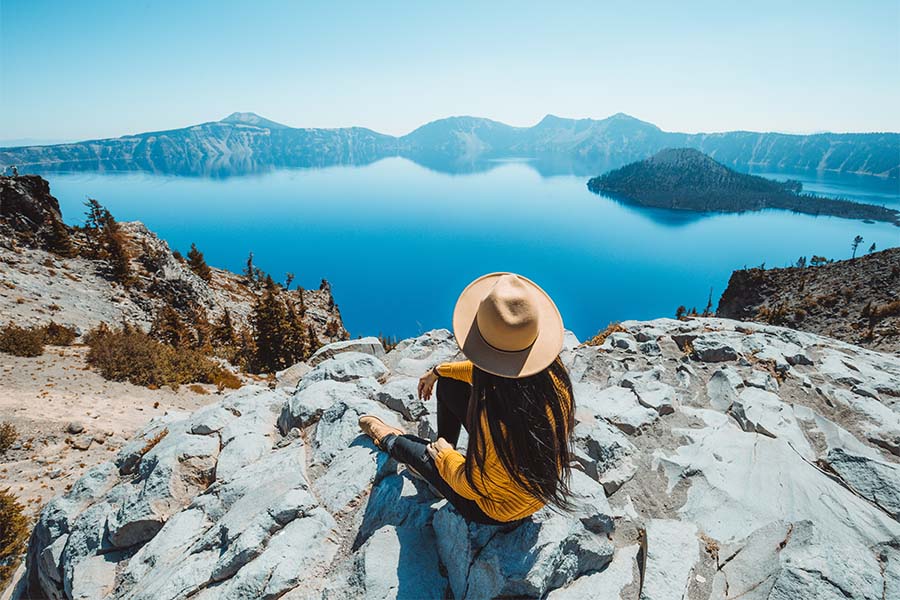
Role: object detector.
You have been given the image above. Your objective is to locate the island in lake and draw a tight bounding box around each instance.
[587,148,900,225]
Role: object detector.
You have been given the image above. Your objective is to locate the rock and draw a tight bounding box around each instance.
[434,507,614,599]
[604,332,638,353]
[655,408,900,546]
[381,329,459,377]
[690,334,740,362]
[376,377,426,420]
[298,352,389,391]
[216,432,271,482]
[309,336,386,367]
[70,435,92,451]
[23,321,900,600]
[314,443,395,514]
[312,397,402,467]
[68,553,124,600]
[355,526,448,600]
[640,519,699,600]
[566,468,614,533]
[706,366,744,410]
[278,379,370,433]
[546,544,639,600]
[577,383,658,434]
[631,380,676,415]
[727,387,815,459]
[823,447,900,519]
[275,361,311,390]
[91,433,107,445]
[65,421,84,434]
[189,404,237,435]
[711,520,886,600]
[571,418,637,495]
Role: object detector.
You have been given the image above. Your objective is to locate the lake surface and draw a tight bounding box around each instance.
[40,159,900,341]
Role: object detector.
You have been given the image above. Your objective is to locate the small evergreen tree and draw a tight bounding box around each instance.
[243,252,255,283]
[851,235,863,258]
[151,306,194,349]
[45,216,76,257]
[251,275,291,372]
[868,242,877,254]
[187,243,212,282]
[284,272,295,290]
[675,305,687,320]
[214,308,239,347]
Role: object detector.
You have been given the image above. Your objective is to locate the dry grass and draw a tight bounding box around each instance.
[85,323,242,390]
[188,384,209,395]
[0,488,29,590]
[0,323,45,357]
[0,423,17,453]
[585,322,627,346]
[138,428,168,459]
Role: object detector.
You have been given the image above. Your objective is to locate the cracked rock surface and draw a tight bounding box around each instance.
[24,318,900,599]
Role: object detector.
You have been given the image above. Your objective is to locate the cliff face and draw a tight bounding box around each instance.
[0,175,348,342]
[718,247,900,353]
[21,318,900,599]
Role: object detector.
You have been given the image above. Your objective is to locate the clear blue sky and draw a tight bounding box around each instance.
[1,0,898,142]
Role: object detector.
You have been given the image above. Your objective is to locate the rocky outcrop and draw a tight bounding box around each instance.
[0,175,65,250]
[0,176,348,341]
[718,247,900,353]
[24,317,900,599]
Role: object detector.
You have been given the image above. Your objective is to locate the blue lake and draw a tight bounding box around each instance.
[42,159,900,341]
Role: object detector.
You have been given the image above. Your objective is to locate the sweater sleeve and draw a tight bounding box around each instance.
[435,360,474,383]
[434,447,481,500]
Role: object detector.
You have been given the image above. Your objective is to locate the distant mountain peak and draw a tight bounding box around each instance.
[219,112,288,129]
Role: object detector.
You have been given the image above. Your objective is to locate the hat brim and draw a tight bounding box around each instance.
[452,272,564,378]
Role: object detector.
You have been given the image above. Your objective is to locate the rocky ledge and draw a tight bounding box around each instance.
[22,318,900,599]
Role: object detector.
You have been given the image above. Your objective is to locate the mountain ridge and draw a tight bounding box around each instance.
[1,112,898,179]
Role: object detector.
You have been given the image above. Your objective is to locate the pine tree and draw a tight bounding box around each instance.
[251,275,291,372]
[191,305,214,354]
[243,252,255,284]
[851,235,863,258]
[285,300,307,363]
[187,243,212,282]
[44,216,76,257]
[214,309,239,347]
[306,324,322,357]
[151,306,194,348]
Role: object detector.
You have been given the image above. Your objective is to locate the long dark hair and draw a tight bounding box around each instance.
[464,356,576,510]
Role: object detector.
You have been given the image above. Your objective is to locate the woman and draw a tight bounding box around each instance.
[359,272,575,525]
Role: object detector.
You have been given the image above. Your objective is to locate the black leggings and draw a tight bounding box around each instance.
[381,377,506,526]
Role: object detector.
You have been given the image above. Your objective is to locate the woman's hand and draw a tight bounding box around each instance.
[418,367,439,400]
[427,437,453,460]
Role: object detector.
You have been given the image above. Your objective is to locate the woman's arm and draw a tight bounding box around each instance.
[435,360,474,383]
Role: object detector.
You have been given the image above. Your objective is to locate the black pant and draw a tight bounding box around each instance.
[381,377,506,526]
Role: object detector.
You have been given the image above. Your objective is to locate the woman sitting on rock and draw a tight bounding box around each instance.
[359,272,575,525]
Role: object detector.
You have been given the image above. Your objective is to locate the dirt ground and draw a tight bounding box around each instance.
[0,344,223,521]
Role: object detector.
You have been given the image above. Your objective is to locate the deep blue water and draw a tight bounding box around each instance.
[42,159,900,341]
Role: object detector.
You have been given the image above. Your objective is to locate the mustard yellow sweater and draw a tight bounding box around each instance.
[434,360,571,522]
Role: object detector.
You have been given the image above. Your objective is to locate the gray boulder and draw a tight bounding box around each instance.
[298,351,389,391]
[376,377,427,420]
[308,336,386,367]
[434,507,614,599]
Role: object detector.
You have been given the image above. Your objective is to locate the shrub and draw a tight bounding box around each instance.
[0,488,28,590]
[586,322,627,346]
[0,423,17,453]
[0,323,45,357]
[377,333,399,353]
[42,321,77,346]
[85,323,241,389]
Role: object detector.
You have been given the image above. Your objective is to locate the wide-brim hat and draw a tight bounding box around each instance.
[452,272,564,378]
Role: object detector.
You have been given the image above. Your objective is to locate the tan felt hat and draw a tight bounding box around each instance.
[452,272,564,378]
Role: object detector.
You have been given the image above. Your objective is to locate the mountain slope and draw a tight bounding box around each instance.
[587,148,900,224]
[718,247,900,352]
[1,112,897,178]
